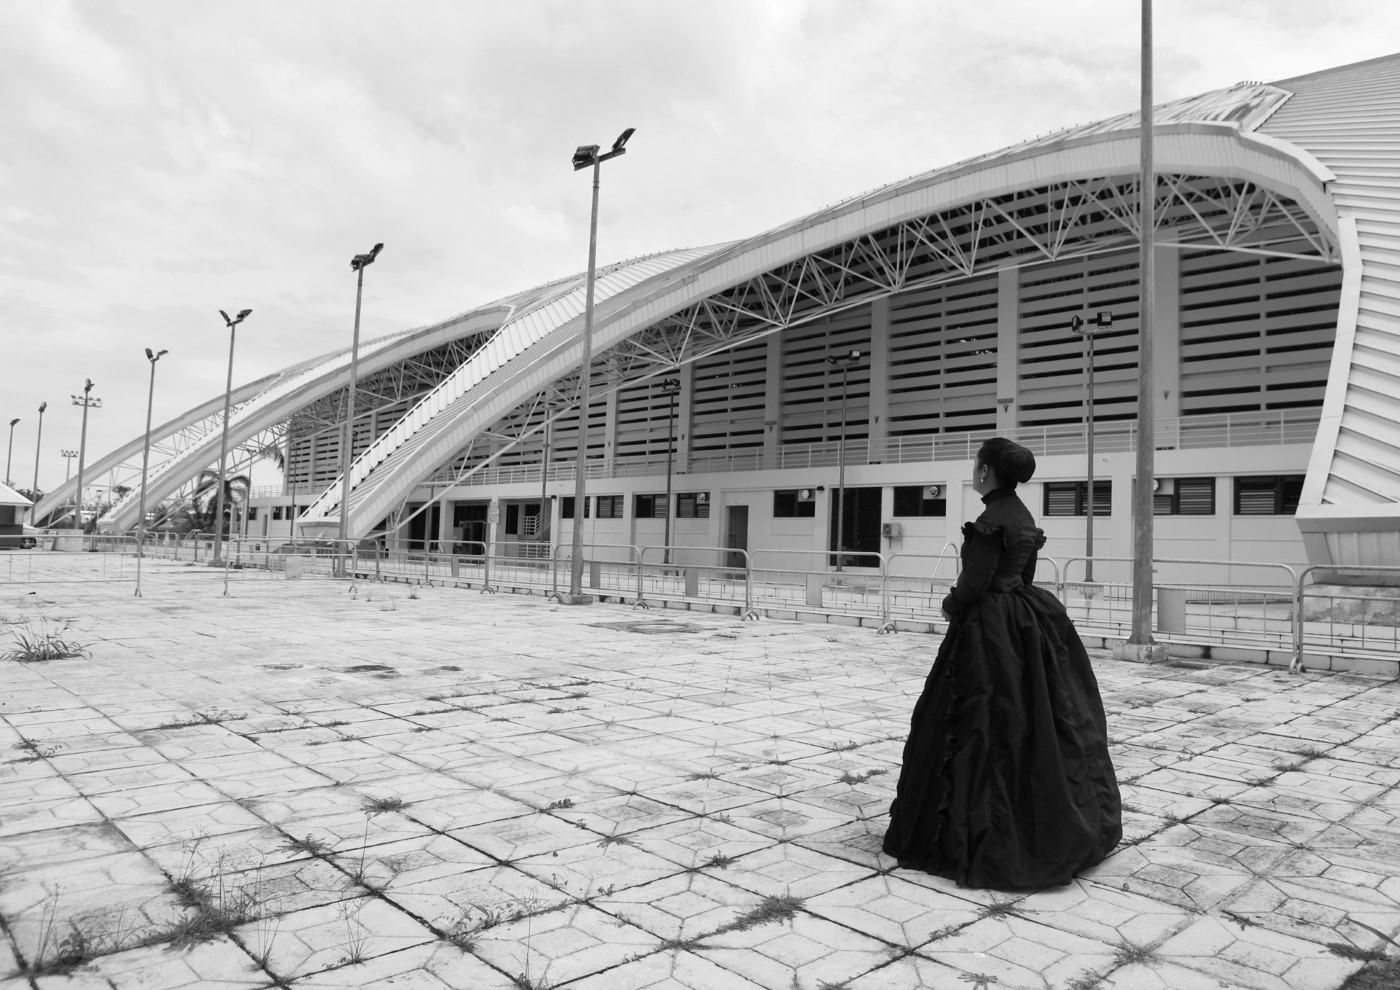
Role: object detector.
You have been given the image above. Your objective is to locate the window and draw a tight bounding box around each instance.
[247,507,259,521]
[1233,475,1304,515]
[506,504,520,535]
[596,495,623,519]
[272,506,285,521]
[1043,481,1111,517]
[1154,477,1215,515]
[774,489,816,518]
[892,485,947,518]
[677,492,711,519]
[560,496,591,519]
[634,494,667,518]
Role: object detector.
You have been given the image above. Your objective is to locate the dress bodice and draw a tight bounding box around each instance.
[945,488,1046,613]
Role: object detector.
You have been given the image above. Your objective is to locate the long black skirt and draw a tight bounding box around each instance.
[882,584,1121,890]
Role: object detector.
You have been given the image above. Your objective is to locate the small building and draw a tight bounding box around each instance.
[0,482,34,548]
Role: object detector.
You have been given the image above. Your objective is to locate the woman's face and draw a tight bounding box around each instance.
[973,457,995,495]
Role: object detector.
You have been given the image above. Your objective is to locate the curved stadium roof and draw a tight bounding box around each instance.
[49,53,1400,568]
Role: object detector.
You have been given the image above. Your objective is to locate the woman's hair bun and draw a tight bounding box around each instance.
[977,437,1037,486]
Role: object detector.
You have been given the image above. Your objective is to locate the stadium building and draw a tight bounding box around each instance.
[38,53,1400,582]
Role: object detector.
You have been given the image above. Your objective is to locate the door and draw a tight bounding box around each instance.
[452,502,489,553]
[829,485,882,567]
[725,505,749,569]
[406,503,441,553]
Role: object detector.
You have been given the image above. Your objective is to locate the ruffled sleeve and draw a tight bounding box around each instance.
[1021,527,1047,585]
[944,518,1006,614]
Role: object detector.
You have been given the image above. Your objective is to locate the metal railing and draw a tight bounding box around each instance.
[1293,564,1400,672]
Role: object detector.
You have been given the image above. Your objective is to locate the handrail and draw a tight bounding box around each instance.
[1293,564,1400,673]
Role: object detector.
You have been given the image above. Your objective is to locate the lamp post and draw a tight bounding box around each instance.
[337,244,383,561]
[212,308,252,565]
[660,377,681,565]
[567,127,635,603]
[70,381,101,531]
[537,405,558,549]
[826,349,862,571]
[5,418,18,487]
[135,348,168,596]
[32,402,46,501]
[1070,311,1112,583]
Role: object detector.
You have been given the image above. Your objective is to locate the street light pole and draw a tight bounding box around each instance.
[5,418,18,487]
[136,348,168,596]
[70,381,101,531]
[212,309,252,564]
[1070,311,1112,583]
[661,377,681,565]
[1128,0,1159,651]
[339,243,384,556]
[826,349,862,571]
[32,402,46,500]
[567,127,635,603]
[537,405,557,549]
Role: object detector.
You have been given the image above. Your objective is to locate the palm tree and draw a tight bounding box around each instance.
[191,470,251,535]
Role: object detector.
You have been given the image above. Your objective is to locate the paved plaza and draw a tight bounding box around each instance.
[2,560,1398,990]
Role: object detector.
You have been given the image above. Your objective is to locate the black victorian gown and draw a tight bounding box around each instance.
[882,487,1121,890]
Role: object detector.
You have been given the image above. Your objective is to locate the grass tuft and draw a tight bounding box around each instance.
[4,620,89,663]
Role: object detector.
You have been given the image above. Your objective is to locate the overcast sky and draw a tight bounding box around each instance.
[3,0,1396,493]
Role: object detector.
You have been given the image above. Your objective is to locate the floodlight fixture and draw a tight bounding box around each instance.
[350,243,384,272]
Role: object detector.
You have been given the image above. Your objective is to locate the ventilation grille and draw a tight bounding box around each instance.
[887,274,998,436]
[781,309,871,446]
[1178,251,1339,415]
[692,339,768,453]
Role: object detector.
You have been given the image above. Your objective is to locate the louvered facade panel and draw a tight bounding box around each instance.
[780,308,872,446]
[692,339,768,453]
[1017,251,1141,428]
[886,274,998,437]
[615,379,681,463]
[1178,251,1339,416]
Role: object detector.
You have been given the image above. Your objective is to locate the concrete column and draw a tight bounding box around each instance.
[997,267,1020,432]
[867,297,890,449]
[1153,244,1181,421]
[763,333,783,459]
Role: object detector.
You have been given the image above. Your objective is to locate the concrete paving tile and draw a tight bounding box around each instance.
[589,872,759,942]
[842,953,989,989]
[289,940,515,989]
[493,771,626,812]
[0,771,83,803]
[87,780,234,819]
[626,816,774,871]
[381,862,566,932]
[806,873,983,949]
[791,818,891,871]
[1154,914,1362,990]
[914,914,1118,990]
[465,900,660,987]
[0,795,104,837]
[719,795,853,842]
[512,831,685,898]
[1099,958,1298,990]
[404,788,536,832]
[643,776,768,818]
[75,935,272,989]
[565,947,770,990]
[447,810,601,862]
[1080,838,1265,914]
[231,896,436,981]
[696,910,893,990]
[1018,878,1196,949]
[719,841,874,900]
[561,791,696,838]
[110,800,270,849]
[0,822,134,875]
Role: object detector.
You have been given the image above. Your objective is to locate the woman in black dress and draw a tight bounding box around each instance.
[882,438,1121,890]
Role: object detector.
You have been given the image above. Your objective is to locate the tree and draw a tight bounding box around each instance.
[190,470,251,535]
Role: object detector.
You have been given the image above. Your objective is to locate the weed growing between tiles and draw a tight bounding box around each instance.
[3,618,89,663]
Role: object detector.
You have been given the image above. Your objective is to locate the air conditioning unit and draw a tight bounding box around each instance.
[697,492,709,503]
[925,485,943,499]
[1154,478,1174,494]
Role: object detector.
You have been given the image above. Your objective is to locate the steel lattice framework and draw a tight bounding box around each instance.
[423,170,1335,491]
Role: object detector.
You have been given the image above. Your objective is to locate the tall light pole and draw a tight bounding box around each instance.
[212,308,252,565]
[32,402,46,499]
[1128,0,1159,651]
[567,127,635,603]
[62,449,77,483]
[537,405,558,549]
[660,377,681,565]
[5,418,18,487]
[1070,311,1112,583]
[827,349,862,571]
[136,348,168,596]
[70,381,101,531]
[339,243,383,554]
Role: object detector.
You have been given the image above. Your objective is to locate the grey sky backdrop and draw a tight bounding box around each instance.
[3,0,1397,494]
